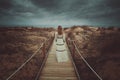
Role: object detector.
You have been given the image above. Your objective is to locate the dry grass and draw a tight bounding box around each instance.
[0,27,54,80]
[66,26,120,80]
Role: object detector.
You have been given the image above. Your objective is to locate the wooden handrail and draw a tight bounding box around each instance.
[66,38,103,80]
[66,38,81,80]
[6,35,55,80]
[6,44,43,80]
[35,34,55,80]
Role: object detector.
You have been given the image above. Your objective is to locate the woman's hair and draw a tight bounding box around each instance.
[58,25,63,35]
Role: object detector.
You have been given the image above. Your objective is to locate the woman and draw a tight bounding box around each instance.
[56,25,65,42]
[55,25,68,62]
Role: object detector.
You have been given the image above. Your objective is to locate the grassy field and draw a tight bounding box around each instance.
[65,26,120,80]
[0,27,54,80]
[0,26,120,80]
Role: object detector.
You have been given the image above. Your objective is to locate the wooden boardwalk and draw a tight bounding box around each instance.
[39,38,78,80]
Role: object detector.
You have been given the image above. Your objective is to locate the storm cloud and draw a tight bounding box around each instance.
[0,0,120,27]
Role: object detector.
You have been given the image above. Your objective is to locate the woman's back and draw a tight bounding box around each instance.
[58,25,63,35]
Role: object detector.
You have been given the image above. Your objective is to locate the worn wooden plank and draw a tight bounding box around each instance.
[39,35,77,80]
[40,76,77,80]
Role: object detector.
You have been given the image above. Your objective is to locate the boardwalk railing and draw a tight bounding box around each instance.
[66,38,103,80]
[66,38,81,80]
[34,36,54,80]
[6,35,55,80]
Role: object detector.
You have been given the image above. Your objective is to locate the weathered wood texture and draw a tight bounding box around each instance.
[39,39,77,80]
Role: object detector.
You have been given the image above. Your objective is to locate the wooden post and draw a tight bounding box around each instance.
[42,43,45,58]
[66,37,68,45]
[68,38,70,45]
[72,41,75,60]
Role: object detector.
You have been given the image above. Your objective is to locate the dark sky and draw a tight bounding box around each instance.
[0,0,120,27]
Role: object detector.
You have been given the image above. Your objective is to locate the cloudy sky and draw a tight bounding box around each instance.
[0,0,120,27]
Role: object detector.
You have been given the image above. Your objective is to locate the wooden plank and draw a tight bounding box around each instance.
[40,76,77,80]
[39,36,77,80]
